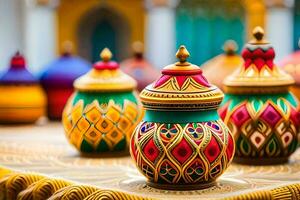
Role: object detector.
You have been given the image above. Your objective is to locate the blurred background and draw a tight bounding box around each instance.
[0,0,299,72]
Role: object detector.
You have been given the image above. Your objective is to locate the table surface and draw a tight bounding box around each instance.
[0,122,299,199]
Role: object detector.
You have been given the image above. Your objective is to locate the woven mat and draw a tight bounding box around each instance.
[0,122,299,199]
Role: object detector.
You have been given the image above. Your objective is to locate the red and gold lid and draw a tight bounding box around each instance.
[224,27,294,94]
[140,45,223,111]
[74,48,137,92]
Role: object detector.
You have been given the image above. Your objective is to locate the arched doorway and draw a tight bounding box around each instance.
[77,7,131,62]
[176,0,245,65]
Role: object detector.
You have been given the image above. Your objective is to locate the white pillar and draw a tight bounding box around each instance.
[0,0,23,71]
[266,1,294,62]
[145,0,179,68]
[22,0,58,73]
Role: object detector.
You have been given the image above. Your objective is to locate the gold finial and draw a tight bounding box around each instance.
[62,40,73,54]
[253,26,264,41]
[100,48,112,62]
[223,40,237,55]
[176,45,190,63]
[132,41,144,54]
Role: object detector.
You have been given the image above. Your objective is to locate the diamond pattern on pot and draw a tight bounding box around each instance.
[185,123,204,145]
[203,135,221,163]
[276,121,286,136]
[95,118,114,133]
[256,120,271,137]
[226,133,235,161]
[158,159,179,183]
[117,116,131,132]
[77,117,90,132]
[85,105,101,123]
[84,126,102,147]
[281,131,293,148]
[106,129,124,146]
[241,121,254,136]
[143,138,160,163]
[250,131,265,150]
[230,104,251,128]
[185,158,205,182]
[171,137,193,165]
[260,103,282,126]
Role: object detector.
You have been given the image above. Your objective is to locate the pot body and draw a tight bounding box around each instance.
[130,110,234,189]
[46,88,73,120]
[63,91,143,154]
[219,92,299,165]
[0,85,46,123]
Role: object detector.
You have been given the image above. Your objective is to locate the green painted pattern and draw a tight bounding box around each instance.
[222,92,298,110]
[236,134,298,158]
[72,91,138,107]
[144,110,220,123]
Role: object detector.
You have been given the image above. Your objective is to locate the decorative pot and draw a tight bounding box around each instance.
[0,52,46,123]
[40,42,91,120]
[120,41,160,92]
[202,40,243,91]
[219,27,300,165]
[279,40,300,99]
[130,46,234,190]
[62,48,143,155]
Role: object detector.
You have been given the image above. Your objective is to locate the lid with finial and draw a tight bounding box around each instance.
[223,26,294,94]
[279,38,300,85]
[0,52,37,84]
[74,48,137,91]
[40,41,91,88]
[140,45,224,111]
[120,41,160,91]
[202,40,243,90]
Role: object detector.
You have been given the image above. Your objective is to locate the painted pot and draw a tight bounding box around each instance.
[202,40,243,91]
[279,40,300,100]
[130,46,234,190]
[0,52,46,123]
[219,27,300,165]
[40,43,91,120]
[62,48,143,155]
[120,42,160,92]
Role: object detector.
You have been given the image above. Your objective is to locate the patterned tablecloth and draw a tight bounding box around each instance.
[0,122,299,199]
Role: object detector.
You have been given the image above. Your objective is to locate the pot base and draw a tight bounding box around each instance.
[234,157,289,165]
[80,151,129,158]
[146,181,216,191]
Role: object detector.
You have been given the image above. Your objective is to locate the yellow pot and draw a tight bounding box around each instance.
[0,85,46,123]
